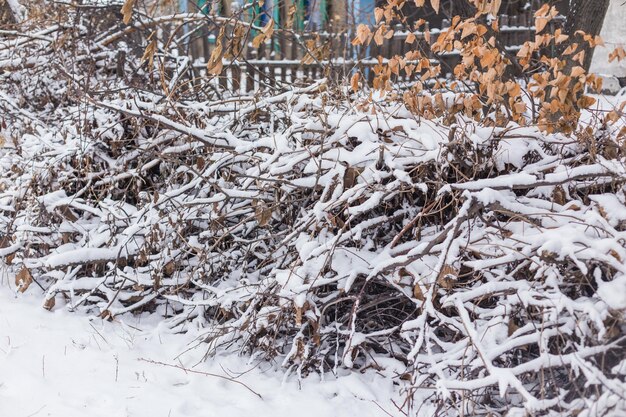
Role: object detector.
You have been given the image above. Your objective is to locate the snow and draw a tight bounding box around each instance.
[597,275,626,310]
[590,0,626,78]
[5,0,24,22]
[0,284,401,417]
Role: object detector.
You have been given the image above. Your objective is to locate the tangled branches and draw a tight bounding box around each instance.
[1,4,626,417]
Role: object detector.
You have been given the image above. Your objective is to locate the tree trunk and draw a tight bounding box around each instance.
[0,0,17,27]
[563,0,611,72]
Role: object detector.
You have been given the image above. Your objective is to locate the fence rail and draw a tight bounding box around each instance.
[169,8,558,93]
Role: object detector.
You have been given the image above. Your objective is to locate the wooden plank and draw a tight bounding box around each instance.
[246,63,255,92]
[232,65,241,93]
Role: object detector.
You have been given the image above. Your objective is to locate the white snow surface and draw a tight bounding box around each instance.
[5,0,24,22]
[0,284,401,417]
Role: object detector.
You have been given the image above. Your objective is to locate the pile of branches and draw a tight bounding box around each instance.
[1,4,625,417]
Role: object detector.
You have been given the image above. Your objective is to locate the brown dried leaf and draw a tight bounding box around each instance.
[15,267,33,293]
[262,18,274,36]
[57,205,78,222]
[141,37,157,68]
[352,25,371,45]
[430,0,440,14]
[43,296,55,311]
[374,26,385,46]
[552,185,567,205]
[534,3,550,18]
[609,250,622,262]
[577,95,596,109]
[350,72,360,93]
[413,284,424,301]
[207,44,224,75]
[295,306,302,326]
[255,202,272,226]
[343,166,362,188]
[286,4,297,29]
[437,264,458,289]
[164,261,176,276]
[196,156,205,171]
[374,7,384,24]
[121,0,136,25]
[570,66,585,78]
[535,17,548,33]
[252,33,265,49]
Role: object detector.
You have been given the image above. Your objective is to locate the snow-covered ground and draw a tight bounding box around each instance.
[0,282,402,417]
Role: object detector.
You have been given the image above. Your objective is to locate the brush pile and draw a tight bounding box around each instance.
[1,5,625,416]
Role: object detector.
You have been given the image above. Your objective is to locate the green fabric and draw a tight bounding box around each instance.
[197,0,210,14]
[320,0,328,27]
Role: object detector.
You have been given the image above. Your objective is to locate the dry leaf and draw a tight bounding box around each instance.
[534,3,550,18]
[121,0,136,25]
[514,101,526,114]
[609,249,622,262]
[261,18,274,36]
[577,95,596,109]
[374,7,384,23]
[413,284,424,301]
[460,21,477,40]
[251,19,274,49]
[573,50,586,65]
[164,261,176,276]
[552,185,567,205]
[350,72,360,93]
[255,202,272,226]
[437,264,458,289]
[430,0,440,14]
[57,205,78,222]
[609,46,626,63]
[352,25,371,46]
[207,44,224,75]
[196,156,205,171]
[535,17,548,33]
[374,26,385,46]
[295,306,302,326]
[141,37,157,68]
[286,4,297,29]
[43,296,55,311]
[252,33,265,49]
[570,66,585,78]
[474,0,502,15]
[15,267,33,293]
[343,166,362,188]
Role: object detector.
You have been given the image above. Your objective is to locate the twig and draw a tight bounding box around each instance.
[138,358,263,399]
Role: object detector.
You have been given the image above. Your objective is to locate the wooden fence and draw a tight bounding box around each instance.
[176,9,559,93]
